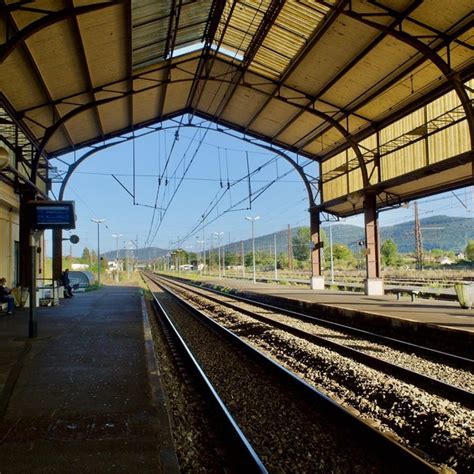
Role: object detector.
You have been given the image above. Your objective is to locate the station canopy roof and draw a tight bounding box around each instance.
[0,1,472,182]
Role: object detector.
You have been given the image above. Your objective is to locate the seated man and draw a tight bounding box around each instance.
[61,269,74,298]
[0,277,14,315]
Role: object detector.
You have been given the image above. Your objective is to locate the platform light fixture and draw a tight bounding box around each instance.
[347,191,361,210]
[91,218,106,287]
[213,232,224,278]
[245,216,260,284]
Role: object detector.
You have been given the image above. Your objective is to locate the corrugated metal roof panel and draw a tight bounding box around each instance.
[132,0,211,70]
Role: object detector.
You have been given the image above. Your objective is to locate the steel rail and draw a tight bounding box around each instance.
[157,273,473,369]
[151,273,474,409]
[149,273,438,472]
[143,274,268,474]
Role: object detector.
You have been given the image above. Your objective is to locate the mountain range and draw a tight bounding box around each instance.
[102,215,473,260]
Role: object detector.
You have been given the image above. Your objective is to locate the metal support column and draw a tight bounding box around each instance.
[52,228,63,282]
[364,192,383,295]
[29,232,37,338]
[310,208,324,290]
[19,188,34,288]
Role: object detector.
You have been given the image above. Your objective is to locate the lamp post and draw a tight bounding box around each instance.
[245,216,260,284]
[91,218,106,286]
[213,232,224,278]
[274,233,278,280]
[196,239,205,275]
[112,233,122,282]
[329,224,334,285]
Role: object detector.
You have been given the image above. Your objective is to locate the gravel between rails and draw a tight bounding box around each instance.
[170,281,473,392]
[145,290,229,472]
[154,287,414,473]
[162,279,474,473]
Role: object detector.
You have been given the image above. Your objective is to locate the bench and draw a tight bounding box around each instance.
[395,289,420,302]
[385,288,420,302]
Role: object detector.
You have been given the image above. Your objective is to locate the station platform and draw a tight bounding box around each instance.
[177,275,474,354]
[0,284,178,473]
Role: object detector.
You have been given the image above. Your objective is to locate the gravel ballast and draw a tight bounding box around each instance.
[154,288,416,473]
[163,279,473,473]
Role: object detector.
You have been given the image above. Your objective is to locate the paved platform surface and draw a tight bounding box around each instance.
[194,276,474,333]
[0,284,178,473]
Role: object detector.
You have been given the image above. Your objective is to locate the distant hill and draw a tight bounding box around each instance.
[380,215,473,253]
[101,215,473,261]
[102,247,168,261]
[236,215,474,255]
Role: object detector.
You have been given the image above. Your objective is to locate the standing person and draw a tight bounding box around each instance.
[61,269,74,298]
[0,277,14,315]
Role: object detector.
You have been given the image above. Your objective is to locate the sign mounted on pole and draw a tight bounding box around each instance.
[28,201,76,230]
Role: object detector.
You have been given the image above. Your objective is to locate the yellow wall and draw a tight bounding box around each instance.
[321,83,471,204]
[0,182,20,286]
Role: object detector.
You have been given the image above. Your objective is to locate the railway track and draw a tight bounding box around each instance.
[143,273,437,473]
[155,273,473,404]
[146,272,474,472]
[144,275,267,473]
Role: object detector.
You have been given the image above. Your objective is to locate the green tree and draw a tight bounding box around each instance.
[225,252,238,266]
[293,226,329,263]
[244,252,254,267]
[81,247,91,264]
[333,244,354,262]
[277,252,288,269]
[381,239,398,266]
[293,227,311,261]
[466,240,474,261]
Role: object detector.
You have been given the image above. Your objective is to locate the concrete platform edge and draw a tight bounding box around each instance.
[173,277,474,354]
[141,295,180,474]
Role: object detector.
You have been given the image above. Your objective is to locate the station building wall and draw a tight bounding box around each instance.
[0,181,20,286]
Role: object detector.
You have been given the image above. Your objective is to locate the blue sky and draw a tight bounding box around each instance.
[50,118,473,257]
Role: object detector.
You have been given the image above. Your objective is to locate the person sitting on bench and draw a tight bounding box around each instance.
[0,277,14,314]
[61,269,74,298]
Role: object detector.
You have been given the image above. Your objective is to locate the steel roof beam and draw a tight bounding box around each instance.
[243,0,349,132]
[185,0,229,112]
[0,0,76,158]
[67,0,104,141]
[57,120,318,210]
[157,0,182,122]
[211,0,285,121]
[0,1,121,63]
[27,66,373,185]
[342,5,474,150]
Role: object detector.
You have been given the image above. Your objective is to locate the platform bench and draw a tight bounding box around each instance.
[395,289,420,302]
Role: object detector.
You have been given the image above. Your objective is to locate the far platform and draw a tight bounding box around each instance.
[170,274,474,355]
[0,284,178,473]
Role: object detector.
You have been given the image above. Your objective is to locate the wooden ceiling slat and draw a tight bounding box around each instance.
[0,0,470,170]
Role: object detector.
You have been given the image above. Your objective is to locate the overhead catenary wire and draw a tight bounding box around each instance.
[172,155,314,249]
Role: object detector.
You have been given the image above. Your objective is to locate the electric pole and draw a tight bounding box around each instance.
[287,224,293,271]
[414,201,423,270]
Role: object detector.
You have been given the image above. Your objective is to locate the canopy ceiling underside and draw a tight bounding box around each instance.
[0,0,472,214]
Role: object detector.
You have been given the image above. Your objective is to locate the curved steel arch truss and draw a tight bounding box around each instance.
[57,121,320,209]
